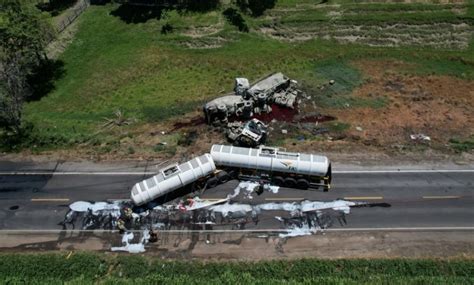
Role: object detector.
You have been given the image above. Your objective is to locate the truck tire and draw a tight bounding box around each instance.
[217,171,231,183]
[296,179,309,190]
[207,177,219,189]
[272,176,284,186]
[284,177,297,188]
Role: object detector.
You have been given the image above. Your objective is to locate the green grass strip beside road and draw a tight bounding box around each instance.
[0,254,472,284]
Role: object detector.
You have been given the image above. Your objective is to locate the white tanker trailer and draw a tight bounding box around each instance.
[131,154,218,206]
[210,144,331,191]
[130,145,332,206]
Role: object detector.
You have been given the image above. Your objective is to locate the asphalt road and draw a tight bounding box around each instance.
[0,168,472,231]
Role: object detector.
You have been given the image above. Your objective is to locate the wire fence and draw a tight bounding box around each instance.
[55,0,90,33]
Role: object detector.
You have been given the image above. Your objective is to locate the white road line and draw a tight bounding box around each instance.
[31,198,70,202]
[422,196,461,199]
[0,169,472,176]
[0,227,473,234]
[344,196,384,200]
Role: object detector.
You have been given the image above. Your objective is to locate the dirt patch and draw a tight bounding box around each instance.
[1,231,472,259]
[179,35,233,49]
[329,60,474,149]
[181,17,225,38]
[46,20,79,59]
[259,22,472,49]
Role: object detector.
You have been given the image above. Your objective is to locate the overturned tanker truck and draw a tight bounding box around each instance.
[131,145,331,206]
[203,72,302,125]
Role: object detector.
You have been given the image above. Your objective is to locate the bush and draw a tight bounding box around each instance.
[161,23,173,34]
[449,137,474,153]
[223,8,249,32]
[236,0,276,17]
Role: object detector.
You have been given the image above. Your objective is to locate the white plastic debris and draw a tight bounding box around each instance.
[410,134,431,141]
[281,129,288,134]
[279,223,320,238]
[69,201,121,216]
[209,203,253,217]
[111,230,150,253]
[263,184,279,194]
[356,126,363,131]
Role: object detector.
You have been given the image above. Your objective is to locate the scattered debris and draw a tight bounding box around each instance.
[111,230,150,253]
[281,129,288,134]
[226,118,268,147]
[410,134,431,141]
[356,126,363,131]
[101,109,135,129]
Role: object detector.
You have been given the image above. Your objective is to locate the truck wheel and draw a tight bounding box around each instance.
[272,176,284,186]
[207,177,219,189]
[296,179,309,190]
[217,171,231,183]
[284,177,297,188]
[228,169,238,179]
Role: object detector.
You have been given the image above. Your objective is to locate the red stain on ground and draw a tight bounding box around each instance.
[170,116,205,131]
[253,104,298,123]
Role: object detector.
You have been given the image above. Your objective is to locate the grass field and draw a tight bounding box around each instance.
[14,0,473,156]
[0,254,472,284]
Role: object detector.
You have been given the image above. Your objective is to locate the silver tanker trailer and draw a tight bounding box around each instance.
[210,144,331,191]
[131,154,222,206]
[130,145,332,206]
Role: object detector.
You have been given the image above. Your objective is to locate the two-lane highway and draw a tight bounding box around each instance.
[0,169,472,230]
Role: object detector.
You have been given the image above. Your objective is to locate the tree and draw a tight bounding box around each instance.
[236,0,276,17]
[0,0,54,133]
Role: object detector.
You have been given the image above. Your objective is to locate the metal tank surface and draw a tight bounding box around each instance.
[203,73,302,125]
[210,144,330,177]
[131,154,216,206]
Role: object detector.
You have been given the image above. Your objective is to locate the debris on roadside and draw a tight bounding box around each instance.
[226,118,268,147]
[111,230,149,253]
[410,133,431,142]
[61,195,390,253]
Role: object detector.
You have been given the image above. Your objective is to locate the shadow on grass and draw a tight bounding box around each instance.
[110,0,220,24]
[27,58,66,102]
[110,4,165,24]
[36,0,76,16]
[90,0,112,5]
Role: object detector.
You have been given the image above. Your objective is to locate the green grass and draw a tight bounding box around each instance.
[14,1,473,152]
[450,136,474,153]
[0,253,472,284]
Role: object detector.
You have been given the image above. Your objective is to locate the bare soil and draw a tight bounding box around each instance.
[259,22,472,49]
[334,60,473,149]
[180,17,225,38]
[1,230,472,259]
